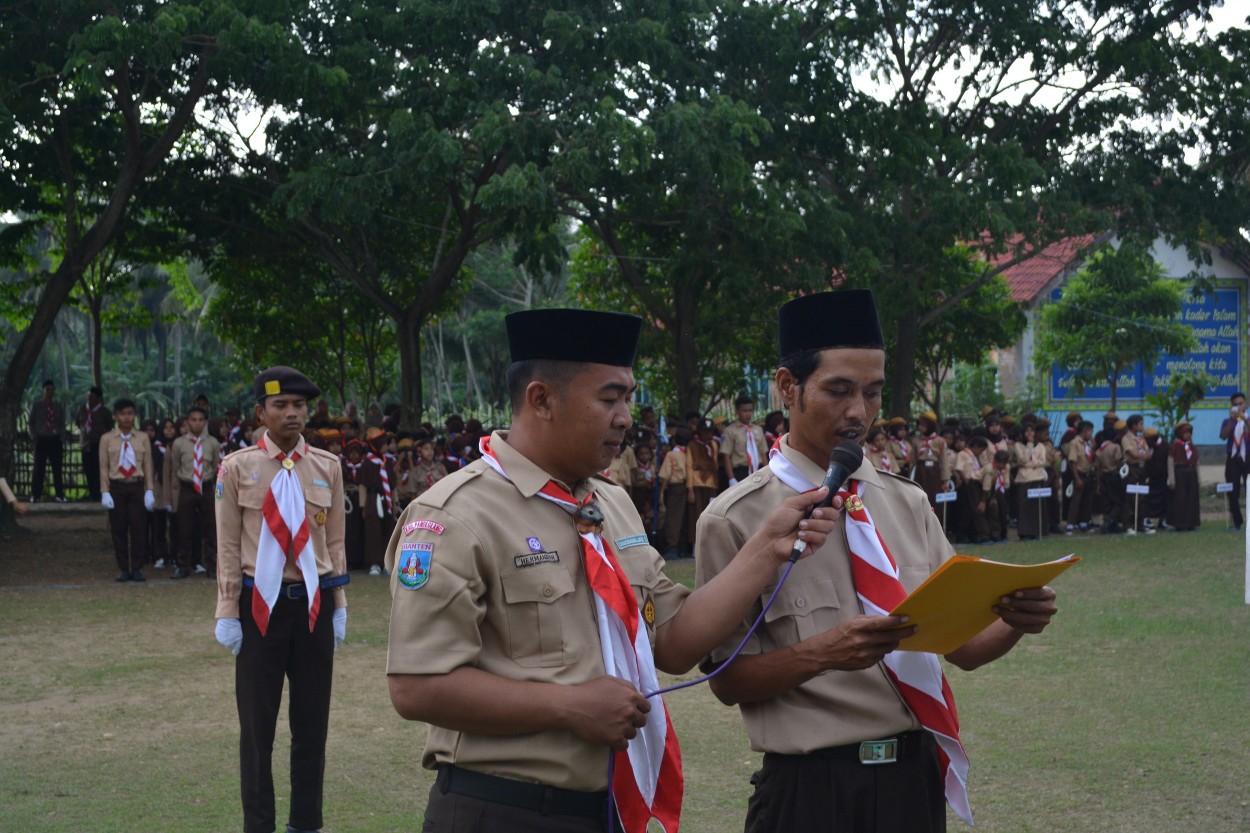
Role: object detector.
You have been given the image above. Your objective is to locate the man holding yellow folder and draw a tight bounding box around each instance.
[695,289,1059,833]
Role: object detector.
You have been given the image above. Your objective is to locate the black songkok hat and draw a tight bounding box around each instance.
[778,289,885,361]
[252,366,321,404]
[506,309,642,367]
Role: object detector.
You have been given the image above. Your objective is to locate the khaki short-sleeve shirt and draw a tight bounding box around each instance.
[721,421,767,472]
[695,436,953,754]
[385,431,690,791]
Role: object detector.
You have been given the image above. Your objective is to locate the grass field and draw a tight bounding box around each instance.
[1,515,1247,832]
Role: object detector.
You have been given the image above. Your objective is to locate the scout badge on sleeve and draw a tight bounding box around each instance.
[396,542,433,590]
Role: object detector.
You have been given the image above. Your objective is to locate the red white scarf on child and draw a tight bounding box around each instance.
[367,452,392,515]
[768,436,973,826]
[480,435,682,833]
[743,423,761,473]
[117,434,137,478]
[252,434,321,636]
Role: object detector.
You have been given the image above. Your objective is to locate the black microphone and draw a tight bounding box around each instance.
[788,440,864,562]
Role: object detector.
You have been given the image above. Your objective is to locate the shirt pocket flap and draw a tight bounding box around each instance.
[501,566,576,605]
[237,481,266,509]
[305,484,333,508]
[763,575,840,621]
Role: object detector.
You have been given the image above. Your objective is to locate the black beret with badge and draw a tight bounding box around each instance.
[252,366,321,404]
[777,289,886,360]
[506,308,643,367]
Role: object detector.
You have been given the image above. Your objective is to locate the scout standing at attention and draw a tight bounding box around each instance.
[214,366,349,833]
[384,308,837,833]
[100,398,156,581]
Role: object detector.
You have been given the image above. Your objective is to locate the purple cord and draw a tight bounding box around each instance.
[644,557,798,699]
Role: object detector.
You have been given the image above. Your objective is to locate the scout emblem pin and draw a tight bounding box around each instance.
[574,501,604,536]
[282,458,295,470]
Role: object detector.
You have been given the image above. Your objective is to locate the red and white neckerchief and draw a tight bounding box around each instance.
[252,434,321,636]
[743,422,761,473]
[480,436,682,833]
[344,461,362,481]
[192,437,204,494]
[893,437,912,463]
[1084,440,1094,462]
[1179,440,1194,462]
[117,434,137,478]
[1234,419,1246,460]
[84,402,99,434]
[920,434,936,458]
[367,452,392,514]
[960,448,980,474]
[996,470,1008,492]
[768,437,972,825]
[871,445,891,472]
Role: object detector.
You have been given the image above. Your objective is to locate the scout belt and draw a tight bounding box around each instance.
[767,729,931,766]
[436,764,608,819]
[242,573,351,599]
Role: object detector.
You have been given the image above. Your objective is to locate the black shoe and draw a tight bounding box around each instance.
[130,569,145,582]
[172,567,190,579]
[286,826,321,833]
[115,571,132,582]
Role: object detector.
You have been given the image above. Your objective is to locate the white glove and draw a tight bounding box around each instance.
[143,490,155,511]
[215,618,243,656]
[101,492,115,510]
[333,607,347,651]
[728,478,739,487]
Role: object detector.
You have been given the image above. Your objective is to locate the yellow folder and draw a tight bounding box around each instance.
[891,554,1080,654]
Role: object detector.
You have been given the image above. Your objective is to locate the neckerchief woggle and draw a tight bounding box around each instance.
[252,433,322,635]
[479,436,683,833]
[767,435,973,826]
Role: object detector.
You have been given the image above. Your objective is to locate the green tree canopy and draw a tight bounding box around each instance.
[1035,243,1197,411]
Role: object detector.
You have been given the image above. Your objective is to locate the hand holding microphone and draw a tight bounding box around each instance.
[788,441,864,563]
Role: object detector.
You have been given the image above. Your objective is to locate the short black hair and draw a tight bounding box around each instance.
[777,348,824,388]
[1126,414,1144,429]
[1078,420,1093,432]
[993,450,1010,463]
[1233,392,1246,403]
[735,394,755,408]
[187,406,209,419]
[968,436,989,449]
[113,398,136,412]
[89,386,103,397]
[506,360,578,410]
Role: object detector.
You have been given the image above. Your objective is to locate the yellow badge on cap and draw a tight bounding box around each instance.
[265,380,281,395]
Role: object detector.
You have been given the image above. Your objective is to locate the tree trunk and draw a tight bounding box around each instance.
[396,312,424,431]
[890,306,920,420]
[91,301,104,390]
[671,303,702,417]
[0,385,23,536]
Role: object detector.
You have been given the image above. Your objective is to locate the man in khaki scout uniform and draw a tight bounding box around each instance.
[912,410,950,508]
[169,406,222,578]
[384,308,837,833]
[695,289,1059,833]
[720,394,768,486]
[99,398,156,581]
[1119,414,1153,534]
[214,366,349,833]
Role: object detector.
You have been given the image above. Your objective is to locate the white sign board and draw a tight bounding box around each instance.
[935,491,957,504]
[1217,482,1234,494]
[1026,487,1053,499]
[1125,484,1150,495]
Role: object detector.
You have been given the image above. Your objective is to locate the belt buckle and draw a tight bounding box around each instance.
[858,738,898,765]
[284,583,303,600]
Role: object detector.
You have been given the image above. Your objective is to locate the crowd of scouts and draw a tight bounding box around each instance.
[864,407,1206,545]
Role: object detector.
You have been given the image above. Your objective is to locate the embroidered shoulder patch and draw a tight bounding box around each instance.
[216,464,227,481]
[397,542,433,590]
[614,534,649,550]
[403,519,446,536]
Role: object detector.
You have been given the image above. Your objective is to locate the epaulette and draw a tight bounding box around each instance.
[222,444,262,464]
[876,468,929,494]
[418,462,488,509]
[305,446,341,465]
[709,469,773,513]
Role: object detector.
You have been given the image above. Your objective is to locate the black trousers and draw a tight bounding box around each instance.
[237,587,335,833]
[83,441,101,500]
[423,768,620,833]
[177,482,216,571]
[32,435,65,499]
[744,735,945,833]
[1225,456,1247,528]
[107,480,147,572]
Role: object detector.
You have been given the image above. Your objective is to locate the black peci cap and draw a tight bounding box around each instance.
[778,289,885,361]
[252,366,321,404]
[506,309,642,367]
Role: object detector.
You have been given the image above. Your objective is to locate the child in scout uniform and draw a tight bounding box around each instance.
[213,366,348,833]
[887,416,914,477]
[1013,421,1050,539]
[1166,422,1200,531]
[686,419,720,549]
[1095,420,1127,533]
[100,399,156,581]
[631,439,659,534]
[1064,420,1096,533]
[341,439,371,570]
[954,435,992,544]
[985,449,1012,541]
[912,411,949,508]
[1034,419,1064,533]
[363,428,395,575]
[658,425,691,559]
[864,425,898,474]
[392,436,420,510]
[1119,415,1152,534]
[720,394,767,486]
[169,406,221,579]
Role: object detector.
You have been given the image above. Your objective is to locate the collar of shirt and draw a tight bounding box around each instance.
[489,430,586,499]
[256,429,306,461]
[777,434,884,494]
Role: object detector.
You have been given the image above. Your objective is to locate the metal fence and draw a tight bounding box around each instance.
[10,433,92,501]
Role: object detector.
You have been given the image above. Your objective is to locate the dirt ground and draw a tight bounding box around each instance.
[0,507,184,586]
